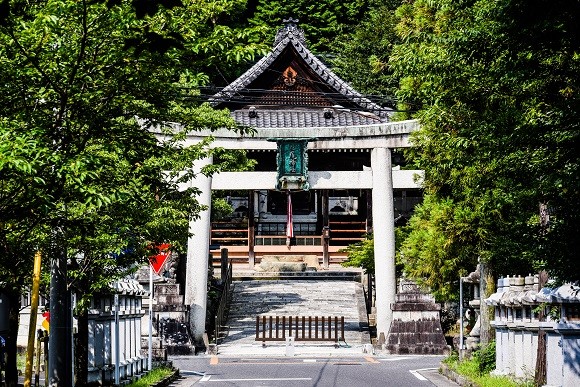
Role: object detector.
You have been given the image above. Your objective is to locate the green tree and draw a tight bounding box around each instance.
[341,228,408,275]
[246,0,369,54]
[341,234,375,274]
[390,0,580,300]
[0,0,262,384]
[331,1,402,101]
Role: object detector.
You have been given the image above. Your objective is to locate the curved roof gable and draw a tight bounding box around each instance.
[211,19,391,122]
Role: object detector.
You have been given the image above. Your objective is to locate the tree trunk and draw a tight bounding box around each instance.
[4,290,21,387]
[48,251,70,386]
[479,263,495,346]
[534,270,549,386]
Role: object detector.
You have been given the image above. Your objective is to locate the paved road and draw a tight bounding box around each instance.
[168,354,460,387]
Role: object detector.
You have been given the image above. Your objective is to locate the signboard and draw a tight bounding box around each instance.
[280,141,304,176]
[274,139,310,190]
[149,243,171,275]
[42,311,50,332]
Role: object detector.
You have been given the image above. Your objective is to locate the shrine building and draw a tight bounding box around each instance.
[163,20,423,344]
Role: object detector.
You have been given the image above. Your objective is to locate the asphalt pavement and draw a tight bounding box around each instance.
[167,353,460,387]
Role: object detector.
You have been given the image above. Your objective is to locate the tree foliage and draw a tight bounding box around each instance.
[0,0,262,293]
[341,234,375,274]
[331,0,402,100]
[246,0,370,54]
[341,229,408,276]
[0,0,263,383]
[390,0,580,299]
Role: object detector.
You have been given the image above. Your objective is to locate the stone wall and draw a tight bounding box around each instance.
[87,279,148,385]
[136,254,194,356]
[485,275,580,385]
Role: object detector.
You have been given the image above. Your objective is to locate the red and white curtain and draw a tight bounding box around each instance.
[286,191,294,245]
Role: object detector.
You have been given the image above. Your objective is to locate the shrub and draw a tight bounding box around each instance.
[440,302,459,334]
[475,341,496,375]
[126,367,175,387]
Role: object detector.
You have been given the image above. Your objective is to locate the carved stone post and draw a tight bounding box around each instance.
[185,156,213,345]
[371,147,396,340]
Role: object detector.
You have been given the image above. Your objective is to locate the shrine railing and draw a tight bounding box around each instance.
[214,261,233,344]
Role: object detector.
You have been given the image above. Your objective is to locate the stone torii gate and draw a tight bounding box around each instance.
[165,120,422,345]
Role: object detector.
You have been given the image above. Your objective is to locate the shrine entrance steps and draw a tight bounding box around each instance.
[215,267,370,356]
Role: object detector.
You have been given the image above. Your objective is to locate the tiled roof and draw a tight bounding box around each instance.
[211,20,391,126]
[232,107,382,128]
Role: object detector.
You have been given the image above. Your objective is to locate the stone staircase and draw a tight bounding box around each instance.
[216,274,371,356]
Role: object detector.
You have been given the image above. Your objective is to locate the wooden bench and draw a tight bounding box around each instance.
[255,315,345,346]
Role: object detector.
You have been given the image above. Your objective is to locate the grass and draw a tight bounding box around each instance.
[444,351,534,387]
[15,352,175,387]
[126,367,175,387]
[17,353,26,372]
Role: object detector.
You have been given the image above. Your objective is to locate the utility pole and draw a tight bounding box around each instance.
[24,251,42,387]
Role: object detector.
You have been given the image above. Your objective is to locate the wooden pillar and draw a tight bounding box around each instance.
[248,190,255,269]
[220,248,228,282]
[322,189,329,268]
[366,189,373,233]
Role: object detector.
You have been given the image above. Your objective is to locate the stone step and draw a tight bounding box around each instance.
[232,271,362,281]
[218,279,371,354]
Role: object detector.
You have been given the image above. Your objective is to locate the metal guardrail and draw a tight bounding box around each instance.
[214,261,233,344]
[255,315,345,344]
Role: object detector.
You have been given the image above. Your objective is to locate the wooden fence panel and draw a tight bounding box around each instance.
[255,315,345,343]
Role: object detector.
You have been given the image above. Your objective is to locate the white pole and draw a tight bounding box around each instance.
[114,293,120,386]
[148,265,153,371]
[371,147,396,339]
[459,277,464,354]
[71,292,76,385]
[185,156,213,344]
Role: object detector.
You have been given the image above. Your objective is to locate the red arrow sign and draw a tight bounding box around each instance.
[149,243,171,274]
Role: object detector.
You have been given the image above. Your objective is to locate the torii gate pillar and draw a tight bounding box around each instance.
[185,156,213,345]
[371,147,397,340]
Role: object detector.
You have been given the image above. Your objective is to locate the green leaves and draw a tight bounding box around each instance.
[0,0,267,308]
[341,234,375,274]
[331,2,402,98]
[249,0,370,54]
[391,0,580,297]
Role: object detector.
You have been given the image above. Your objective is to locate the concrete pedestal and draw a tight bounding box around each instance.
[385,280,448,354]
